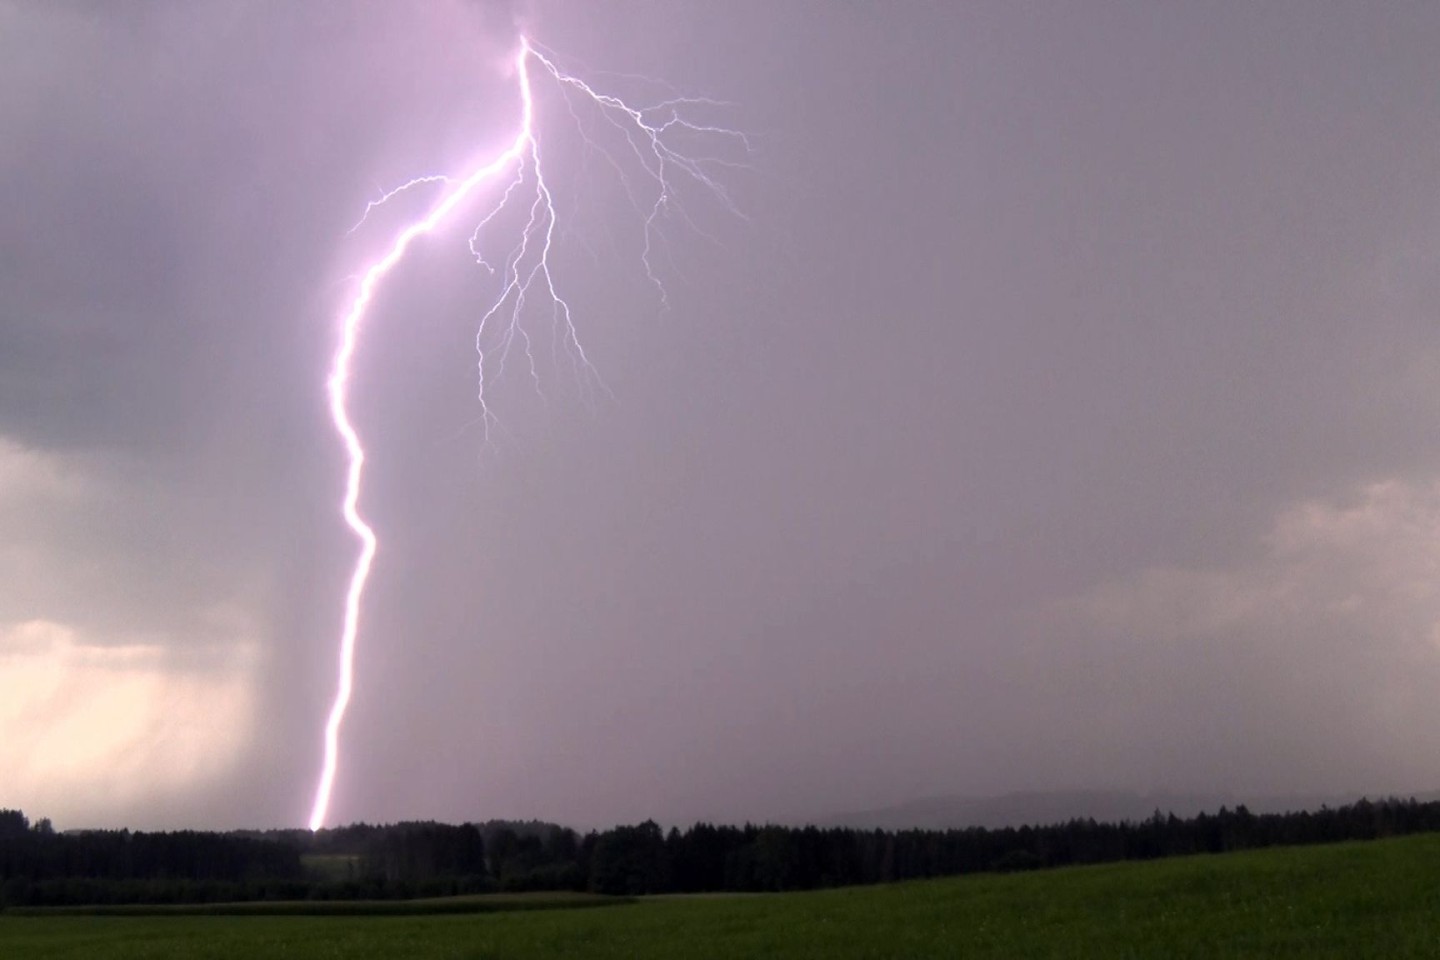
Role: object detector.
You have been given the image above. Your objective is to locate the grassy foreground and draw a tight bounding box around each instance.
[5,833,1440,958]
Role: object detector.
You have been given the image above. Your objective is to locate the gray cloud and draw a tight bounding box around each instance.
[1027,479,1440,796]
[5,1,1440,829]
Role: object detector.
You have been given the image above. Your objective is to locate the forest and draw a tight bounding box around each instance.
[3,797,1439,907]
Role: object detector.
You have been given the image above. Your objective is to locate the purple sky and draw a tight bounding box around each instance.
[4,1,1440,830]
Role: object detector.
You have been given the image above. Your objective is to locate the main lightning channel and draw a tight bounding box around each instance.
[309,35,746,831]
[308,40,540,833]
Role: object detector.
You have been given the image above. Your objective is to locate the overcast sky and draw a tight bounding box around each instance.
[4,0,1440,831]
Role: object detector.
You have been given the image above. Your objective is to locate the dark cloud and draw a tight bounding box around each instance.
[4,0,1440,829]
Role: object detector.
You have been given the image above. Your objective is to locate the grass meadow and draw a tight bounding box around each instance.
[4,832,1440,958]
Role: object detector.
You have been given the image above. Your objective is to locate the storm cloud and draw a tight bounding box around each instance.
[4,1,1440,830]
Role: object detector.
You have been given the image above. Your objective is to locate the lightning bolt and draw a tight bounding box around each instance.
[308,36,746,831]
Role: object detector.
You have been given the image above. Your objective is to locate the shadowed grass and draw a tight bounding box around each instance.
[5,833,1440,958]
[6,890,624,917]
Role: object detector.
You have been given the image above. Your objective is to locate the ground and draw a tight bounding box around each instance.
[5,833,1440,958]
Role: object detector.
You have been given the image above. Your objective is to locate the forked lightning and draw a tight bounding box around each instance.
[309,36,745,830]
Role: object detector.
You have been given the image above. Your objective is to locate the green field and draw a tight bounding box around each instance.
[5,833,1440,958]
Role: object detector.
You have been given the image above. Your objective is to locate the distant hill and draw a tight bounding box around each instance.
[822,789,1440,831]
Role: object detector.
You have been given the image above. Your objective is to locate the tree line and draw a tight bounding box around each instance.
[4,796,1439,907]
